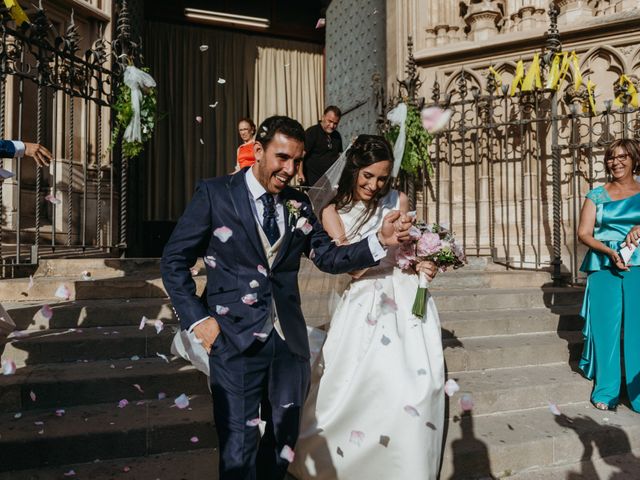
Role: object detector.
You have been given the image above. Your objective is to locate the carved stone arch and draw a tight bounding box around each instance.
[630,46,640,73]
[578,45,627,102]
[580,45,627,76]
[487,61,517,93]
[444,68,482,101]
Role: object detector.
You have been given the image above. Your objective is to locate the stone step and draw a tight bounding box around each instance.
[0,448,219,480]
[0,357,208,412]
[2,325,176,367]
[4,298,177,331]
[444,331,583,373]
[35,258,165,278]
[440,403,640,479]
[0,395,215,471]
[448,363,591,416]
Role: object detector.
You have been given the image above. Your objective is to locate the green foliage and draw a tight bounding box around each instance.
[385,104,433,177]
[110,73,157,159]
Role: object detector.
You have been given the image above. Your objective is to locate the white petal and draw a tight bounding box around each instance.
[118,399,129,408]
[257,265,268,277]
[156,353,169,363]
[246,417,261,427]
[280,445,295,462]
[242,293,258,305]
[174,393,190,409]
[548,401,561,416]
[217,78,226,84]
[2,359,16,375]
[444,379,460,397]
[199,44,209,52]
[213,226,233,243]
[459,394,474,412]
[349,430,365,446]
[133,384,144,394]
[139,316,148,330]
[249,280,259,289]
[54,284,70,300]
[154,319,164,334]
[216,305,229,315]
[204,256,217,268]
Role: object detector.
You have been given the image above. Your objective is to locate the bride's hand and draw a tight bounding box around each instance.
[416,260,438,281]
[378,211,414,246]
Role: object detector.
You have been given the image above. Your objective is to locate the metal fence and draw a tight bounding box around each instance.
[392,5,639,285]
[0,1,139,277]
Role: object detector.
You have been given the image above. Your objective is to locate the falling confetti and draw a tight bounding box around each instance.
[158,392,166,400]
[379,435,390,447]
[242,293,258,305]
[444,379,460,397]
[63,470,76,477]
[14,412,22,419]
[199,44,209,52]
[190,436,200,443]
[217,78,226,84]
[190,267,200,276]
[30,391,36,402]
[174,393,190,409]
[118,399,129,409]
[45,194,62,205]
[299,221,313,235]
[257,265,268,277]
[195,116,203,124]
[315,18,325,29]
[54,284,71,300]
[404,405,420,417]
[209,102,219,109]
[55,409,65,417]
[281,403,294,409]
[139,316,148,330]
[27,275,34,291]
[253,332,268,340]
[280,445,295,463]
[379,294,398,314]
[548,401,561,416]
[156,353,169,363]
[2,359,16,375]
[349,430,365,446]
[154,320,164,334]
[216,305,229,315]
[380,335,391,346]
[199,138,205,145]
[460,394,474,412]
[249,280,259,289]
[204,256,217,268]
[132,384,144,394]
[213,226,233,243]
[366,313,377,326]
[130,355,140,361]
[246,418,261,427]
[123,466,131,473]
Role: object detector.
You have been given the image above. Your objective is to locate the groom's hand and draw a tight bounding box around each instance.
[378,211,414,246]
[194,317,221,354]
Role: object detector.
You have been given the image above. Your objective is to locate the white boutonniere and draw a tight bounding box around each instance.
[285,199,302,223]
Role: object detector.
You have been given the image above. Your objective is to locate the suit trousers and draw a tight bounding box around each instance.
[209,330,311,480]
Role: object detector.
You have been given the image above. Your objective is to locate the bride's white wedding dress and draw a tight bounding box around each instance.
[289,190,445,480]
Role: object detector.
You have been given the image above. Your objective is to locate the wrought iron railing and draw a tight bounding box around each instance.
[0,0,140,277]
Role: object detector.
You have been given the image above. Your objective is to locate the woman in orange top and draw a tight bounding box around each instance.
[235,118,257,170]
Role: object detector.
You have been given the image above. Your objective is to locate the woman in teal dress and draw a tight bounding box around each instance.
[578,138,640,411]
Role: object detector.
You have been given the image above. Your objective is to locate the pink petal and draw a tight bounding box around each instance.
[444,379,460,397]
[45,194,62,205]
[213,226,233,243]
[133,384,144,394]
[379,294,397,314]
[548,401,561,416]
[30,390,36,402]
[246,417,261,427]
[349,430,365,446]
[190,436,199,443]
[139,316,148,330]
[174,393,190,409]
[216,305,229,315]
[459,394,474,412]
[280,445,295,463]
[315,18,325,29]
[55,409,65,416]
[257,265,268,277]
[54,284,70,300]
[404,405,420,417]
[40,305,53,320]
[118,399,129,408]
[154,319,164,334]
[123,466,131,472]
[195,116,203,124]
[2,359,16,375]
[204,256,217,268]
[300,222,313,235]
[190,267,200,276]
[242,293,258,305]
[420,106,452,133]
[366,313,377,326]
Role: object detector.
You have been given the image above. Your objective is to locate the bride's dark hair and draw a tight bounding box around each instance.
[331,134,394,236]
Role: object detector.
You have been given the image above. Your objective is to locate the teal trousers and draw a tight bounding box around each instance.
[581,266,640,411]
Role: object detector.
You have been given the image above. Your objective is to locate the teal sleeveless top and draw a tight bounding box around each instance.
[580,185,640,273]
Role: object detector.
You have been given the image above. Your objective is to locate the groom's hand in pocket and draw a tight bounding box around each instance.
[194,317,221,354]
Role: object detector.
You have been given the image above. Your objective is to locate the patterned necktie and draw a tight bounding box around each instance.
[260,193,279,245]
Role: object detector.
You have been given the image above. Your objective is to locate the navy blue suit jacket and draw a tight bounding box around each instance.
[161,170,378,359]
[0,140,17,158]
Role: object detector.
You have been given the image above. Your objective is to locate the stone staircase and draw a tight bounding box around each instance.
[1,257,640,479]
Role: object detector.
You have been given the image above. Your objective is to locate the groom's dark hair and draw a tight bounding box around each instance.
[255,116,305,149]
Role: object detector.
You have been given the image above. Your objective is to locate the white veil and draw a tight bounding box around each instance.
[307,144,352,213]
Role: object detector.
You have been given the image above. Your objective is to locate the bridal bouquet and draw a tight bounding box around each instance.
[396,222,466,317]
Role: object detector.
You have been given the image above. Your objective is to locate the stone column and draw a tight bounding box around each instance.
[465,1,502,41]
[556,0,593,24]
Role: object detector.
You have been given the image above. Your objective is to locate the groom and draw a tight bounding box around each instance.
[161,115,412,480]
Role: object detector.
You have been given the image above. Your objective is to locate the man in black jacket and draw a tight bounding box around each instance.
[300,105,342,187]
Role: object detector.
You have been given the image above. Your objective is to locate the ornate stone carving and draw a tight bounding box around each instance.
[465,0,502,41]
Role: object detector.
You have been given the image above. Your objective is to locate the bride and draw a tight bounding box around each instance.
[288,134,445,480]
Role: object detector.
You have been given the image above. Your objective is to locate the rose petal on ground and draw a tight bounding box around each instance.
[349,430,365,446]
[280,445,295,463]
[2,359,16,375]
[249,280,259,289]
[190,436,199,443]
[54,284,70,300]
[380,335,391,346]
[213,226,233,243]
[174,393,190,409]
[217,77,226,84]
[444,379,460,397]
[14,412,22,419]
[403,405,420,417]
[130,355,140,361]
[133,384,144,394]
[257,265,268,277]
[379,294,397,314]
[460,394,474,412]
[154,320,164,334]
[118,399,129,408]
[63,470,76,477]
[242,293,258,305]
[246,417,261,427]
[158,392,166,400]
[45,194,62,205]
[336,447,344,457]
[379,435,390,447]
[190,267,200,276]
[548,401,561,416]
[139,316,148,330]
[156,353,169,363]
[216,305,229,315]
[55,409,65,417]
[199,44,209,52]
[253,332,268,339]
[209,102,218,109]
[204,256,217,268]
[195,115,203,124]
[30,391,36,402]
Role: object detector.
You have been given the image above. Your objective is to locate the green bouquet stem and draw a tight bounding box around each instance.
[411,271,430,318]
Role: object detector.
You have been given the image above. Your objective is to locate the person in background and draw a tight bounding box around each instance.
[235,118,257,171]
[577,138,640,412]
[300,106,342,187]
[0,140,52,167]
